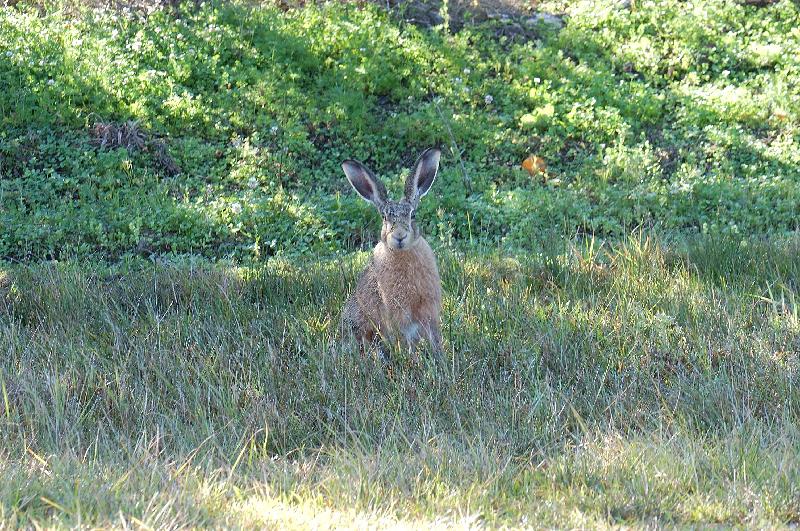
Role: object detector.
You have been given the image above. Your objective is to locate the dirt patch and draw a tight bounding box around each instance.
[271,0,563,41]
[90,121,147,151]
[646,128,680,179]
[394,0,564,42]
[90,120,181,176]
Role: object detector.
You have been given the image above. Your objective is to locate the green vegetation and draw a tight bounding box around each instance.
[1,0,798,260]
[1,0,799,527]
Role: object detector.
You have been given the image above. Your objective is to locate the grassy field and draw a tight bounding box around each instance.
[1,0,800,528]
[2,236,800,527]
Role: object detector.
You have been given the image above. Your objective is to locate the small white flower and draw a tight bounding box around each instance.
[484,94,494,104]
[463,67,471,74]
[231,202,243,215]
[533,77,541,84]
[47,79,55,86]
[454,76,462,83]
[247,177,258,189]
[73,39,83,47]
[359,47,366,52]
[5,51,12,57]
[270,125,278,135]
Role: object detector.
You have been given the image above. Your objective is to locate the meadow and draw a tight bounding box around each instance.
[1,0,799,527]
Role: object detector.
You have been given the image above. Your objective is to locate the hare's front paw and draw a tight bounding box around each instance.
[402,322,421,344]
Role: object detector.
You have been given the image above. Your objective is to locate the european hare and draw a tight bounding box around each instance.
[340,148,443,354]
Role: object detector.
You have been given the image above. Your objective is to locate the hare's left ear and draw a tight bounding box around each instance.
[404,148,441,206]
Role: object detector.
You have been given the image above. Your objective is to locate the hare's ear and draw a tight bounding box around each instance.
[342,160,387,208]
[405,148,441,205]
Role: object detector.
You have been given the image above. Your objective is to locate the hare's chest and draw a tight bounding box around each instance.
[380,282,435,320]
[374,245,441,325]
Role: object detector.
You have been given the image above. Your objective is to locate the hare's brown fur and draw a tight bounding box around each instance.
[342,238,442,349]
[340,148,443,352]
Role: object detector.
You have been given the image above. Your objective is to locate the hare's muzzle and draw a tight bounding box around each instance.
[392,233,407,249]
[385,224,413,250]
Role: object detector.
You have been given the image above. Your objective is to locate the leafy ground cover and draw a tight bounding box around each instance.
[1,0,798,260]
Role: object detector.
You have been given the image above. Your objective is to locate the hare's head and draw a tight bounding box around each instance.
[342,148,441,251]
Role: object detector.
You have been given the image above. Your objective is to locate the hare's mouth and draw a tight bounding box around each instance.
[388,232,412,250]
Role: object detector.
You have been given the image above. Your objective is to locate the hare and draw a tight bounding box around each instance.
[340,148,443,355]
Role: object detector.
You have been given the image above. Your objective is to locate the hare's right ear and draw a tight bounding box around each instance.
[342,160,387,208]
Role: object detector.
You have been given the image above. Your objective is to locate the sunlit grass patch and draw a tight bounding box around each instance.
[2,423,799,527]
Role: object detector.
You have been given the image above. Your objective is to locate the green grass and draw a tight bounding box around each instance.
[2,235,799,527]
[2,0,800,527]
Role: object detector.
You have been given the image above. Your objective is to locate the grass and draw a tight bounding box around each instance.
[2,235,799,527]
[1,0,800,527]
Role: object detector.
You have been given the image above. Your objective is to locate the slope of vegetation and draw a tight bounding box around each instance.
[1,0,798,260]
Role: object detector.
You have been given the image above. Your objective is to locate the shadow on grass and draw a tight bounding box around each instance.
[2,237,798,462]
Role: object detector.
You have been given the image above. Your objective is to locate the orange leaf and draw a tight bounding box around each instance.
[522,155,547,175]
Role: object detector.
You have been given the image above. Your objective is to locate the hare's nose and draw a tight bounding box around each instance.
[394,234,406,243]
